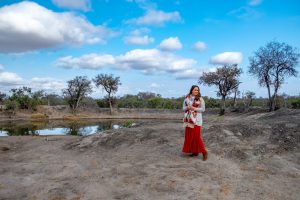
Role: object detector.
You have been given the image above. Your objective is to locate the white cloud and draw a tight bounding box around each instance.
[210,52,243,65]
[124,28,154,45]
[129,28,149,35]
[56,48,197,75]
[192,41,207,52]
[30,77,66,91]
[0,64,4,71]
[0,71,66,93]
[249,0,263,6]
[174,69,202,80]
[159,37,182,51]
[52,0,91,11]
[0,71,23,85]
[0,1,115,53]
[125,35,154,45]
[115,49,195,74]
[127,10,182,26]
[228,7,262,20]
[174,67,216,80]
[55,53,115,69]
[150,83,160,88]
[126,0,156,11]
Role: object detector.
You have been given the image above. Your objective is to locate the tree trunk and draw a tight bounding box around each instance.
[271,79,279,111]
[68,101,75,114]
[249,98,253,107]
[233,90,237,108]
[71,104,76,114]
[75,97,81,113]
[271,90,279,111]
[108,93,113,115]
[284,98,287,108]
[220,95,226,115]
[109,100,113,115]
[266,84,272,111]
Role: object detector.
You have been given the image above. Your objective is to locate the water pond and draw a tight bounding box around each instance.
[0,119,139,136]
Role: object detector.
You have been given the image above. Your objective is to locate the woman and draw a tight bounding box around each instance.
[182,85,208,160]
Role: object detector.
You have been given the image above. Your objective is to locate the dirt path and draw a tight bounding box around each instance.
[0,110,299,200]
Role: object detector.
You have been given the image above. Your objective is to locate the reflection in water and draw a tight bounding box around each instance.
[3,127,39,136]
[0,130,8,136]
[36,128,67,136]
[0,120,130,136]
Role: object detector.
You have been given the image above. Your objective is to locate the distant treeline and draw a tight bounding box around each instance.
[98,94,300,110]
[0,89,299,112]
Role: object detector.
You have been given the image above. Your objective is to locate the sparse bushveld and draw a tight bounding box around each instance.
[0,0,299,199]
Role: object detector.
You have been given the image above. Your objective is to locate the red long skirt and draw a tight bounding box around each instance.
[182,125,207,154]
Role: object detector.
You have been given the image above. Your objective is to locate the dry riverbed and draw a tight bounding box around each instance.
[0,109,299,200]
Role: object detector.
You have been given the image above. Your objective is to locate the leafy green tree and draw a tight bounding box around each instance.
[63,76,93,113]
[31,90,45,110]
[96,98,109,108]
[245,91,255,108]
[4,99,19,111]
[163,99,175,109]
[9,87,32,109]
[137,92,160,100]
[289,98,300,109]
[203,96,220,108]
[147,97,163,108]
[93,74,121,114]
[199,64,242,115]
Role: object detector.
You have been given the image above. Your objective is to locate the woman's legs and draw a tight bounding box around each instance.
[191,125,207,155]
[182,125,207,158]
[190,152,199,157]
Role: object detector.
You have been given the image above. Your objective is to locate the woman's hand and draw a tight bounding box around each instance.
[187,105,195,111]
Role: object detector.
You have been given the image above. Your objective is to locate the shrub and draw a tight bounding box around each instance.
[289,98,300,109]
[122,120,134,128]
[205,97,220,108]
[96,99,109,108]
[4,99,19,111]
[147,97,163,108]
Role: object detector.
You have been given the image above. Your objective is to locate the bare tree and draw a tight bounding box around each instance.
[93,74,121,114]
[280,92,289,108]
[244,91,255,110]
[232,85,241,108]
[248,41,299,111]
[199,64,242,115]
[63,76,92,114]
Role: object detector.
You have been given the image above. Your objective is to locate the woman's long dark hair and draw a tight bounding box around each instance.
[188,85,201,100]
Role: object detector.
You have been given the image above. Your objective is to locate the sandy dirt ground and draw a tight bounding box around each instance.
[0,109,299,200]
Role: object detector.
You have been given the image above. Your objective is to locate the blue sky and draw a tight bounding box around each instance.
[0,0,299,98]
